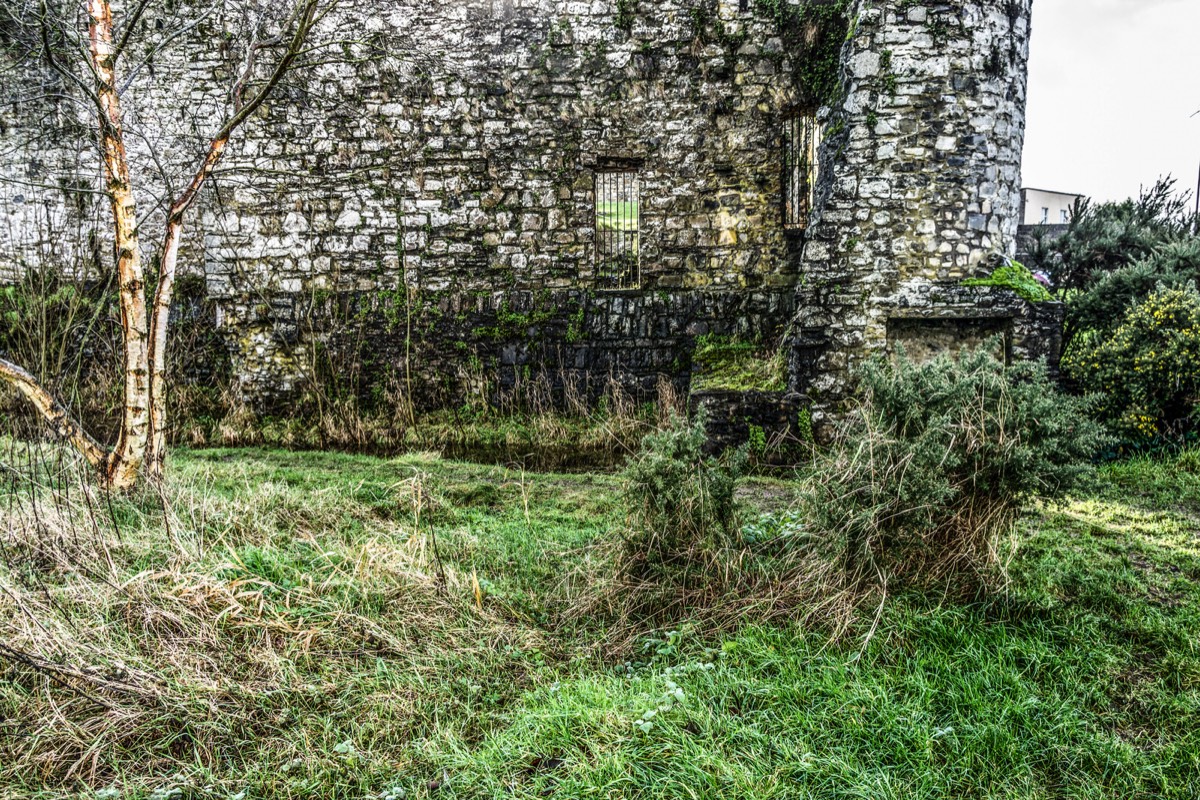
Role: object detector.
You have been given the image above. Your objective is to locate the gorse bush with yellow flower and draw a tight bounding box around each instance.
[1065,285,1200,443]
[1029,179,1200,450]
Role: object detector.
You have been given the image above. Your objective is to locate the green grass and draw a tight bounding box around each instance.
[596,201,640,232]
[1,447,1199,799]
[690,335,787,392]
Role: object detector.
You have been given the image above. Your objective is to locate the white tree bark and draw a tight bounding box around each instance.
[0,0,320,490]
[88,0,150,491]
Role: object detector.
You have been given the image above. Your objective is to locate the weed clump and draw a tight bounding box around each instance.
[808,343,1108,592]
[621,410,745,573]
[588,413,850,636]
[576,411,756,626]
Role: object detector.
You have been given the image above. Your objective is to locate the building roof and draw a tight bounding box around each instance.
[1021,187,1086,198]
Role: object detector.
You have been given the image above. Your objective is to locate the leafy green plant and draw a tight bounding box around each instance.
[740,509,806,546]
[621,410,745,574]
[615,0,634,30]
[1062,239,1200,348]
[1064,285,1200,446]
[962,259,1052,302]
[808,342,1107,589]
[796,406,814,444]
[746,423,767,459]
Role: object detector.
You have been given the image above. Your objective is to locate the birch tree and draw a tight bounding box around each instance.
[0,0,320,489]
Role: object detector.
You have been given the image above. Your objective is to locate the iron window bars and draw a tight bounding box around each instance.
[595,170,641,289]
[783,112,820,230]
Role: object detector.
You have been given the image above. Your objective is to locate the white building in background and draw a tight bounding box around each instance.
[1020,187,1086,226]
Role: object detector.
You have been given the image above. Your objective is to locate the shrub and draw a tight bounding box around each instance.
[808,343,1107,590]
[1064,286,1200,445]
[1026,178,1196,292]
[619,410,745,585]
[590,411,851,637]
[962,259,1052,303]
[1063,239,1200,349]
[0,268,230,444]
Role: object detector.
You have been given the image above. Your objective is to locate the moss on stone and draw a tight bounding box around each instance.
[691,334,786,392]
[755,0,853,107]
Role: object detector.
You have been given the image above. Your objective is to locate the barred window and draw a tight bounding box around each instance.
[783,112,820,230]
[595,170,640,289]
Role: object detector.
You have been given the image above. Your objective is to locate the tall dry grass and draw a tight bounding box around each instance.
[563,411,862,654]
[0,438,540,791]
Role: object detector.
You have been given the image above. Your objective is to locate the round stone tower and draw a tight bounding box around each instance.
[790,0,1060,416]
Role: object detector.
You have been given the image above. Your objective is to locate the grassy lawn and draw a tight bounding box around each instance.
[596,201,639,232]
[1,447,1199,799]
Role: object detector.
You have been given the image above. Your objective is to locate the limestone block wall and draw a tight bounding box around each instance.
[1,0,1058,416]
[202,0,850,403]
[1,0,851,406]
[791,0,1053,417]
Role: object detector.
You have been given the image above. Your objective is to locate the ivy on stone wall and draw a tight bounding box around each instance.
[682,0,850,108]
[616,0,636,31]
[755,0,852,107]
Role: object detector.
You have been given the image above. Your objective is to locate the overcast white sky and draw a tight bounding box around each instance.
[1022,0,1200,203]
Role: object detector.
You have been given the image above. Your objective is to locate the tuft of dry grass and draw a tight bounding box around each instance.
[560,413,862,654]
[564,528,865,658]
[0,439,544,793]
[202,370,677,471]
[805,407,1026,592]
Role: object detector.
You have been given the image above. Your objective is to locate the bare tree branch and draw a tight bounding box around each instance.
[0,357,107,468]
[145,0,322,479]
[112,0,151,63]
[1,0,328,488]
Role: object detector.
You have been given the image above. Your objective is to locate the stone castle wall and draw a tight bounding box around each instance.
[0,0,1059,416]
[194,0,849,405]
[790,0,1061,420]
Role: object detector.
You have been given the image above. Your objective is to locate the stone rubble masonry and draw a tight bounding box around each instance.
[791,0,1061,423]
[0,0,1060,416]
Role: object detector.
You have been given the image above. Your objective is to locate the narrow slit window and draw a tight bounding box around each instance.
[783,113,820,230]
[595,170,640,289]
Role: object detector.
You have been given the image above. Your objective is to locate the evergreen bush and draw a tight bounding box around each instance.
[808,343,1107,590]
[620,410,745,582]
[1025,178,1196,292]
[1063,239,1200,349]
[1064,285,1200,445]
